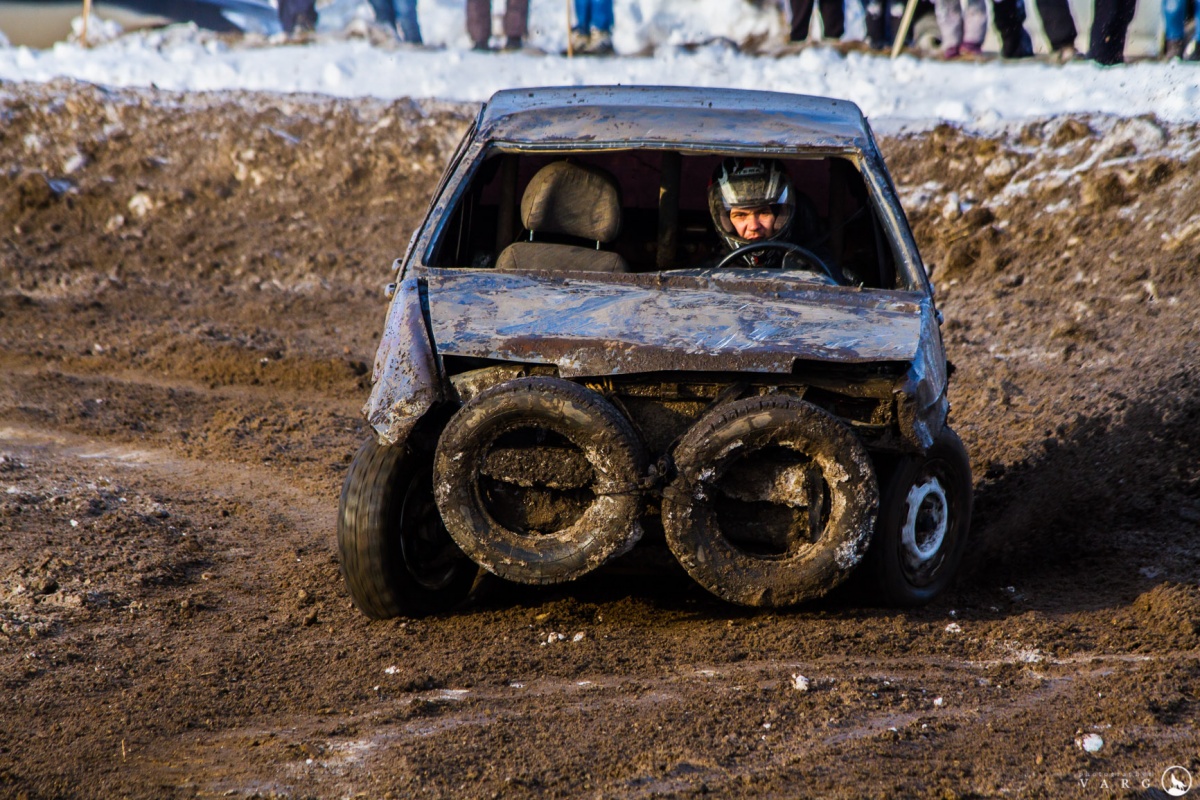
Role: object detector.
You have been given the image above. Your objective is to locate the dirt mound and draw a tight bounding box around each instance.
[1,80,1198,798]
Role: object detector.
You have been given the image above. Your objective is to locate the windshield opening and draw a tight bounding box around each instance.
[428,149,905,290]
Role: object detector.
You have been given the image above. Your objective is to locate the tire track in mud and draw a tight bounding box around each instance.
[130,648,1199,797]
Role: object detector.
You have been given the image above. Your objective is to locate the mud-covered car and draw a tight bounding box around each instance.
[337,86,972,618]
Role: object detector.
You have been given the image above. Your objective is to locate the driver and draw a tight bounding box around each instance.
[707,157,823,269]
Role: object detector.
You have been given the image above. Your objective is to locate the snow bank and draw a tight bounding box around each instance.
[0,0,1198,127]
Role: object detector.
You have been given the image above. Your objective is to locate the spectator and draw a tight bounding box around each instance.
[278,0,317,35]
[467,0,528,50]
[570,0,615,54]
[787,0,845,43]
[990,0,1035,57]
[1036,0,1079,60]
[1088,0,1137,63]
[368,0,422,43]
[862,0,906,49]
[934,0,987,57]
[990,0,1078,60]
[1162,0,1200,58]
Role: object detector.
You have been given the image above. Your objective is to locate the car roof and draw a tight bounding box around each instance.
[479,86,874,152]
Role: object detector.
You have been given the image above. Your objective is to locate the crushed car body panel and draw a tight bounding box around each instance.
[477,86,871,152]
[421,267,926,377]
[366,277,444,445]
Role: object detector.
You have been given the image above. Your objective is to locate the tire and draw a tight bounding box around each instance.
[338,436,478,619]
[864,426,972,606]
[434,377,647,585]
[662,395,878,607]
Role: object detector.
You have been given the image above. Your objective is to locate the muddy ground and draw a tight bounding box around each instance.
[1,79,1198,799]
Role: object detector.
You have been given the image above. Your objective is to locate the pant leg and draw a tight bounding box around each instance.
[888,0,907,41]
[367,0,395,25]
[819,0,846,38]
[962,0,989,43]
[466,0,491,44]
[863,0,888,46]
[1088,0,1135,62]
[990,0,1030,55]
[278,0,317,32]
[789,0,817,39]
[573,0,590,31]
[1034,0,1077,49]
[934,0,965,48]
[394,0,422,41]
[503,0,528,38]
[592,0,614,31]
[1163,0,1185,40]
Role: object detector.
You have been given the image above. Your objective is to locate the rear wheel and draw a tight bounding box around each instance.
[864,427,972,606]
[338,437,478,619]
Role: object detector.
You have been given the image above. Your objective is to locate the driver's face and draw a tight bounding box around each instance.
[728,205,778,241]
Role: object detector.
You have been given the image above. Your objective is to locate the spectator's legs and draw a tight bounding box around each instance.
[573,0,590,31]
[466,0,491,46]
[367,0,395,26]
[590,0,614,31]
[991,0,1032,56]
[1163,0,1185,42]
[1088,0,1136,62]
[962,0,988,44]
[862,0,888,47]
[1034,0,1077,50]
[503,0,528,39]
[888,0,907,42]
[278,0,317,33]
[394,0,422,42]
[789,0,818,40]
[818,0,846,38]
[934,0,965,50]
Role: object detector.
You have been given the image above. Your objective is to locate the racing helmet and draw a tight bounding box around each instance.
[707,158,796,261]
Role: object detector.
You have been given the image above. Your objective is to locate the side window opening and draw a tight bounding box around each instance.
[430,150,903,289]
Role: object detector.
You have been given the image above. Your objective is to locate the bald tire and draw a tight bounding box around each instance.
[663,395,878,607]
[434,377,647,585]
[338,437,478,619]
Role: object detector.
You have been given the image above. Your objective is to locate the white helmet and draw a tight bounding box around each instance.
[707,158,796,263]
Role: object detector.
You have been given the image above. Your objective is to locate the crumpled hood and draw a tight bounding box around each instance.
[422,268,927,377]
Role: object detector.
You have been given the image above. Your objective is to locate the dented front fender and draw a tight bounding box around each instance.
[364,278,445,446]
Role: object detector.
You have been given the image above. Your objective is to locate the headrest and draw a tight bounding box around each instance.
[520,161,621,243]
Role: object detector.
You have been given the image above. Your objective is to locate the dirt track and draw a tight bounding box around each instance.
[2,79,1199,799]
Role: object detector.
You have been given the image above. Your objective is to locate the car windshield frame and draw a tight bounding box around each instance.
[414,137,930,295]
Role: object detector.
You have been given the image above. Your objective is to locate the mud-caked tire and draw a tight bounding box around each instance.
[338,437,478,619]
[663,395,878,607]
[863,427,972,606]
[434,377,647,585]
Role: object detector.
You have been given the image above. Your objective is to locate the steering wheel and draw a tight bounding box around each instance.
[714,241,839,282]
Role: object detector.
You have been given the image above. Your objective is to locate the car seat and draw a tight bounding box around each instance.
[496,161,628,273]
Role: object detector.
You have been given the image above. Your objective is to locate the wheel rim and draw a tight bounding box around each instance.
[398,472,465,591]
[900,475,948,582]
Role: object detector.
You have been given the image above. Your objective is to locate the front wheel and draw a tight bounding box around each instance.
[864,427,973,606]
[338,436,478,619]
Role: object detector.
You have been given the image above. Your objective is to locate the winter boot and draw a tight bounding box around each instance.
[1000,28,1033,58]
[1163,39,1185,59]
[585,28,614,55]
[1052,44,1078,63]
[568,28,590,54]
